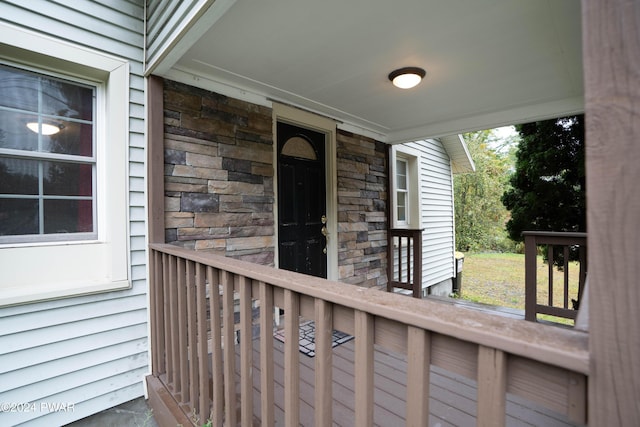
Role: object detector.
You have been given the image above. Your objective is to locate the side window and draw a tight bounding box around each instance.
[391,147,420,229]
[396,158,409,225]
[0,64,97,243]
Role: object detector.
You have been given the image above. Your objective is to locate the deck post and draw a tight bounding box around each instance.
[524,233,537,321]
[583,0,640,424]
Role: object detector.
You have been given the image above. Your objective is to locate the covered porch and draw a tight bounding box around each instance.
[142,0,640,425]
[146,243,587,426]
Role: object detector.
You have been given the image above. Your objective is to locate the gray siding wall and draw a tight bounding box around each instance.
[405,139,455,288]
[0,1,147,426]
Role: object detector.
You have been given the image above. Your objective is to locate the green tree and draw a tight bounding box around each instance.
[454,130,515,252]
[501,115,586,241]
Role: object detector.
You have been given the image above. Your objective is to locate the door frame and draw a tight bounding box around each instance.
[272,103,338,280]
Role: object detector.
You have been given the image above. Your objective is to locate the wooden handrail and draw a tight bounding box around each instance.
[523,231,588,323]
[148,242,588,426]
[387,228,423,298]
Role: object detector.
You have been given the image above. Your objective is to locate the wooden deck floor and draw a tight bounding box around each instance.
[235,332,582,426]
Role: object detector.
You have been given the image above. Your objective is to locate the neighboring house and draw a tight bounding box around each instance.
[0,1,638,426]
[391,137,475,296]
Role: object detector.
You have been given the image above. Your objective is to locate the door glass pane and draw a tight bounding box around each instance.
[282,136,317,160]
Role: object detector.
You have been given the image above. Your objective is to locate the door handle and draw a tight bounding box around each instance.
[321,217,328,254]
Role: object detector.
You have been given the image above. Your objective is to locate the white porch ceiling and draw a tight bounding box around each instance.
[158,0,583,143]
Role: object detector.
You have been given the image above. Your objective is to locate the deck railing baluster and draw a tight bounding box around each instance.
[186,260,198,413]
[406,326,431,427]
[195,262,209,421]
[222,270,236,427]
[314,299,333,427]
[168,255,179,387]
[239,275,253,427]
[354,310,374,426]
[284,289,301,427]
[563,246,570,309]
[147,242,588,427]
[523,231,587,322]
[207,266,224,425]
[477,346,507,427]
[548,245,554,307]
[177,257,189,402]
[259,281,275,426]
[387,229,423,298]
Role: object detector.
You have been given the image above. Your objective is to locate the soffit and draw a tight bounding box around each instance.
[161,0,582,143]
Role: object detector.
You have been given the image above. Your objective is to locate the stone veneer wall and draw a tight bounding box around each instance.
[336,130,388,290]
[163,80,275,265]
[162,79,388,285]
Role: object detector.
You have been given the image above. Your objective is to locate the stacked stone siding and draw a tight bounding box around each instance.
[162,80,388,284]
[163,79,275,265]
[336,130,388,289]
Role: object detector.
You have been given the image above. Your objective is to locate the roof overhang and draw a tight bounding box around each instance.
[149,0,583,144]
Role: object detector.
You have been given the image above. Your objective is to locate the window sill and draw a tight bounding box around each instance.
[0,279,131,307]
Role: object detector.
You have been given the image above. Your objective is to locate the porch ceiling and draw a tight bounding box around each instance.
[156,0,583,143]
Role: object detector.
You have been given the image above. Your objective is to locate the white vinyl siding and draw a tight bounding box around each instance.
[404,139,456,288]
[0,1,147,426]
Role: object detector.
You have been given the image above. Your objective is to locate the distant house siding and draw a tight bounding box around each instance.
[0,2,147,426]
[405,139,455,288]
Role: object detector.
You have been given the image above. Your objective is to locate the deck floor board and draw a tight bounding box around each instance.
[229,330,581,426]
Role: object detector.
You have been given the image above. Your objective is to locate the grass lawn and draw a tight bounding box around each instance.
[459,252,581,324]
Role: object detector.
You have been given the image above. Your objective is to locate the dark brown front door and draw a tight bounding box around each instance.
[277,121,327,278]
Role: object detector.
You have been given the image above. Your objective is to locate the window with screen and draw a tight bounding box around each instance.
[0,64,96,243]
[396,158,409,225]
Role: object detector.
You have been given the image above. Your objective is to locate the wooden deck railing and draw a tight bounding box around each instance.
[387,228,423,298]
[523,231,588,322]
[147,243,588,427]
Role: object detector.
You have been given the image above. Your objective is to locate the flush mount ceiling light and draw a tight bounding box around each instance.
[388,67,426,89]
[26,122,61,136]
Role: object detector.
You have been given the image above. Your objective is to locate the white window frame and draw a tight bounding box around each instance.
[391,145,421,229]
[0,64,98,244]
[395,157,410,226]
[0,23,130,306]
